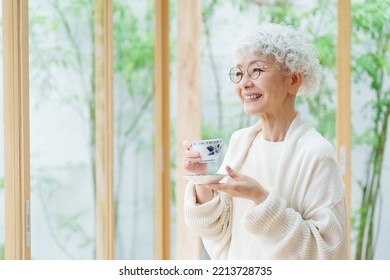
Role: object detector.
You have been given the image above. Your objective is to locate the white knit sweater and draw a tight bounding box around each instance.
[184,113,348,260]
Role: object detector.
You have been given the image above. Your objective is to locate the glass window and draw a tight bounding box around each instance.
[350,0,390,259]
[29,0,95,259]
[113,0,155,259]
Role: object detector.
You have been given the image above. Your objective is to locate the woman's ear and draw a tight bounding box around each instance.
[288,72,303,95]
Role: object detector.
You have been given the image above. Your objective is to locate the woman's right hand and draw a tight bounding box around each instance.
[182,140,208,174]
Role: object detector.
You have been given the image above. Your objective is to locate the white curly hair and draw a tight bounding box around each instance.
[233,23,321,96]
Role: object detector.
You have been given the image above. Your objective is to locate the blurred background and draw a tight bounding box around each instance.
[0,0,389,260]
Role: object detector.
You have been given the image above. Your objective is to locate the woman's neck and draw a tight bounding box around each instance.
[260,110,297,142]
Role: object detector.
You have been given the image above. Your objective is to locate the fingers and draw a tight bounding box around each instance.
[182,139,200,160]
[226,165,241,181]
[183,159,192,169]
[183,159,207,174]
[182,140,192,150]
[182,139,211,175]
[183,150,200,158]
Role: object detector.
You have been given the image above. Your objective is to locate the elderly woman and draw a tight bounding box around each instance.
[182,23,348,260]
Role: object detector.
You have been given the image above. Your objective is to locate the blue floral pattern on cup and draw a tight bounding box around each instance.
[192,139,223,162]
[206,143,222,156]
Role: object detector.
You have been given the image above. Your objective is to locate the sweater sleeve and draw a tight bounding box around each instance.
[184,183,233,259]
[243,154,348,260]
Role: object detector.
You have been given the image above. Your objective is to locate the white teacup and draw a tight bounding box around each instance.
[191,139,223,162]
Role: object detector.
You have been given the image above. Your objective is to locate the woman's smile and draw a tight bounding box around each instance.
[243,93,263,102]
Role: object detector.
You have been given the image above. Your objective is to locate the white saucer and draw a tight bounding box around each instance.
[183,174,228,185]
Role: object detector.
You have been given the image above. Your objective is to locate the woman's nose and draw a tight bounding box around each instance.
[239,73,253,88]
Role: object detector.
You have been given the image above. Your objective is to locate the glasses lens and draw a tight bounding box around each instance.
[229,67,242,83]
[248,64,261,80]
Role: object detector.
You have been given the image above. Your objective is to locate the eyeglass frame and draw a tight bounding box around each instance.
[228,63,279,84]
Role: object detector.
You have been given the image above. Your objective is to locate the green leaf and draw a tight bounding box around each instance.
[56,211,85,229]
[0,244,4,260]
[353,129,378,147]
[314,35,336,67]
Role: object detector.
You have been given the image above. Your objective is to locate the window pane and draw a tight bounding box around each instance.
[29,0,95,259]
[350,0,390,259]
[113,0,155,259]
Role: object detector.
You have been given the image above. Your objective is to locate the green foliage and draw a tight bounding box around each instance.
[202,0,222,22]
[27,0,157,259]
[229,0,250,12]
[353,129,378,148]
[29,2,95,257]
[29,163,94,259]
[265,3,300,26]
[351,0,390,260]
[0,244,4,260]
[314,34,337,68]
[29,0,97,258]
[113,1,154,135]
[352,1,390,87]
[55,210,94,248]
[170,122,177,204]
[29,0,93,110]
[0,177,3,190]
[114,1,154,83]
[57,211,85,229]
[202,122,225,141]
[352,1,390,36]
[111,2,157,259]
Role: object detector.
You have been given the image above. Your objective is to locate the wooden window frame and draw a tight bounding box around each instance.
[94,0,115,260]
[337,0,351,259]
[175,0,202,259]
[2,0,31,260]
[154,0,171,260]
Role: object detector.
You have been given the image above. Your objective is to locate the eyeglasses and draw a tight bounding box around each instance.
[228,64,278,83]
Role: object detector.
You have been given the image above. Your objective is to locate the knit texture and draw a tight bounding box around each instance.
[184,113,348,260]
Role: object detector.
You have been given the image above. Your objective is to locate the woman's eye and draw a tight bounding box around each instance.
[236,72,243,77]
[252,68,263,73]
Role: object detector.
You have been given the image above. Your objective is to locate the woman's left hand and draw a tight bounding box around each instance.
[203,165,269,205]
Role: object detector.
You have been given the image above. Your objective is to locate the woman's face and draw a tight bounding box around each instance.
[233,55,295,118]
